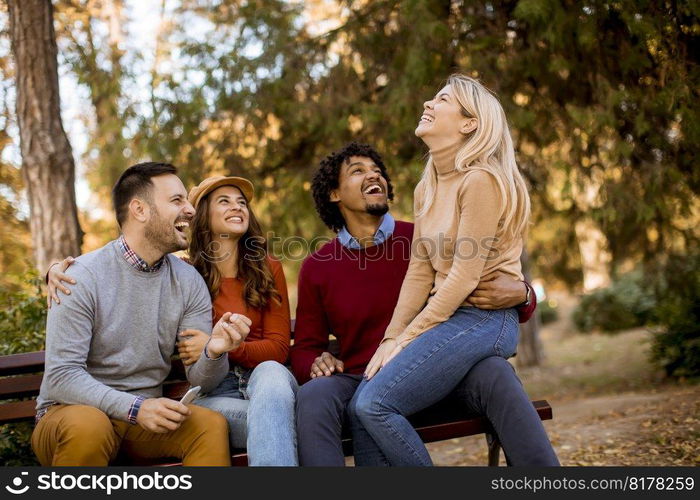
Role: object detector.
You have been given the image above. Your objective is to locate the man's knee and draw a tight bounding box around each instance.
[172,405,230,465]
[466,357,519,393]
[186,405,229,437]
[347,387,376,423]
[297,377,345,420]
[455,357,525,414]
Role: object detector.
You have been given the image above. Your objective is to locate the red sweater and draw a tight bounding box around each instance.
[290,220,536,384]
[213,257,291,369]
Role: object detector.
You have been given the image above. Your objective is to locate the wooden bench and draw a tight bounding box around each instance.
[0,349,552,466]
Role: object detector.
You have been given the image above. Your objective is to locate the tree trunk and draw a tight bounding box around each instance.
[7,0,83,271]
[575,217,612,292]
[516,248,544,368]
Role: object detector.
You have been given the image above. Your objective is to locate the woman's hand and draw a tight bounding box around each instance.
[46,256,76,308]
[365,339,401,380]
[177,329,210,366]
[206,312,252,358]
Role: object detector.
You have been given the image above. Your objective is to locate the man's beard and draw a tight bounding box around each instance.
[366,202,389,217]
[144,205,187,255]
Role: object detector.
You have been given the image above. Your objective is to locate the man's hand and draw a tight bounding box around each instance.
[310,352,344,378]
[206,312,252,358]
[136,397,191,433]
[46,256,76,308]
[466,271,528,309]
[177,329,209,366]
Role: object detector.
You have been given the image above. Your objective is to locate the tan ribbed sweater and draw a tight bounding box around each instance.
[383,143,524,346]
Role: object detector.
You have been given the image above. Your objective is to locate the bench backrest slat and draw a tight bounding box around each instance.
[0,374,43,399]
[0,352,46,376]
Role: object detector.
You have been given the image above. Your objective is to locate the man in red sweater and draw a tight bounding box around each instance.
[291,142,558,466]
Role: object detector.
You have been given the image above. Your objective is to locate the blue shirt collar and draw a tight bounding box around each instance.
[337,213,395,250]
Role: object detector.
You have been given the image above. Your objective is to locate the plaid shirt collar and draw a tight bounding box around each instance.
[118,235,165,273]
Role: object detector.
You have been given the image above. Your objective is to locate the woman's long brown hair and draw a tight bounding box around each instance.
[189,192,281,310]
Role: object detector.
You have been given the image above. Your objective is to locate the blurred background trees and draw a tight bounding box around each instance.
[0,0,698,372]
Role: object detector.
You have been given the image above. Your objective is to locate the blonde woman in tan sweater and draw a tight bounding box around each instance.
[348,74,534,465]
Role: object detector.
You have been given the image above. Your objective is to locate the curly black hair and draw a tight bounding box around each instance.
[312,142,394,233]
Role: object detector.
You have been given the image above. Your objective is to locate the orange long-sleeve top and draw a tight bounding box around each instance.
[212,257,291,369]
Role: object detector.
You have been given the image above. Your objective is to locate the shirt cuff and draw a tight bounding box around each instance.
[380,335,397,345]
[394,333,415,347]
[516,282,537,323]
[128,396,145,425]
[381,327,401,342]
[518,281,532,307]
[203,339,225,360]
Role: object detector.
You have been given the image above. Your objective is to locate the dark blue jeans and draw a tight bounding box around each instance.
[349,307,531,465]
[296,373,364,466]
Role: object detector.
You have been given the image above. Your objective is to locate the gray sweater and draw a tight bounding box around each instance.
[36,240,228,422]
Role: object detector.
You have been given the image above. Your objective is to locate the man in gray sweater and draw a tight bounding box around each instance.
[32,162,249,466]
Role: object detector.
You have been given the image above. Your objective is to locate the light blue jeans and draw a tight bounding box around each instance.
[349,306,519,466]
[193,360,299,466]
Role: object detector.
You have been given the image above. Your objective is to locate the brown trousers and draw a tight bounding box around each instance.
[31,404,231,466]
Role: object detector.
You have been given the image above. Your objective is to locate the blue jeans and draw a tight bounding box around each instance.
[194,360,299,466]
[349,306,519,466]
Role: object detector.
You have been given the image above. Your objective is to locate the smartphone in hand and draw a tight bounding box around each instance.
[179,386,201,405]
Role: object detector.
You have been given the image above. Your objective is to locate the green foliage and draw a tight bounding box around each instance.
[0,423,37,466]
[649,253,700,378]
[0,271,47,355]
[538,299,559,325]
[0,271,46,466]
[573,271,656,333]
[573,253,700,378]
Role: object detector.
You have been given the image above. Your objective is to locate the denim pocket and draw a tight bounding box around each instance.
[202,370,239,397]
[494,310,519,358]
[504,307,519,329]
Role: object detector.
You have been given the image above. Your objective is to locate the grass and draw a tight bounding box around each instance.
[518,328,667,401]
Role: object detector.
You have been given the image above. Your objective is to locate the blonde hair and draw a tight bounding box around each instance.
[417,74,530,239]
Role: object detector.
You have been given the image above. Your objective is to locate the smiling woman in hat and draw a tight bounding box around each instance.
[177,175,298,466]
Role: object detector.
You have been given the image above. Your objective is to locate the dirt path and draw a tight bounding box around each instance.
[428,385,699,466]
